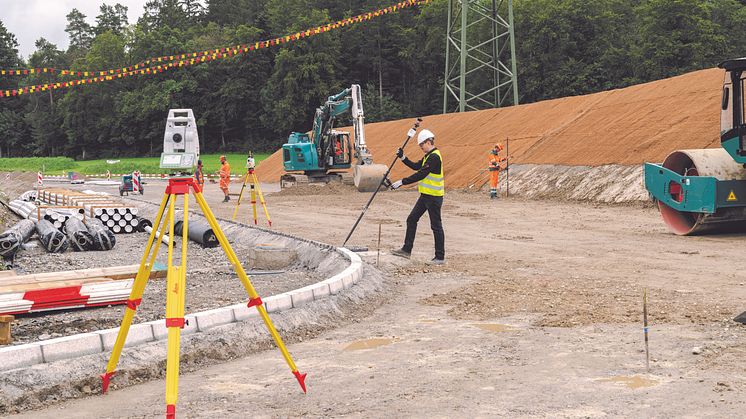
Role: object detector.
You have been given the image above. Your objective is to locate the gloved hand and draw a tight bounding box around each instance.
[396,148,406,161]
[391,180,403,190]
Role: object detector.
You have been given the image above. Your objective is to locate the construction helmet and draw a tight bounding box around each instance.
[417,129,435,145]
[495,143,504,151]
[220,155,226,161]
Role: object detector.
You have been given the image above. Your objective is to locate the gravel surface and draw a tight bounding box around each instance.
[1,175,340,345]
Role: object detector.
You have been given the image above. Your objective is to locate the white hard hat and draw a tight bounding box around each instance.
[417,129,435,145]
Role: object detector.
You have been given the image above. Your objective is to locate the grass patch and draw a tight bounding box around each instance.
[0,153,270,176]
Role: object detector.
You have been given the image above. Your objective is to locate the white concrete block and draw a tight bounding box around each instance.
[231,303,260,322]
[264,294,293,313]
[41,333,103,363]
[310,282,331,300]
[289,287,315,308]
[150,315,198,341]
[342,274,354,289]
[325,277,344,295]
[195,308,235,332]
[95,323,155,351]
[0,343,44,371]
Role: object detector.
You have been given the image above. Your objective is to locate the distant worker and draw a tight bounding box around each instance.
[194,159,205,191]
[219,155,231,202]
[488,143,506,199]
[389,129,445,265]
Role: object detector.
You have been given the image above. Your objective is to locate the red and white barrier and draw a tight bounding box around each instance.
[0,279,133,315]
[132,171,141,192]
[37,171,43,186]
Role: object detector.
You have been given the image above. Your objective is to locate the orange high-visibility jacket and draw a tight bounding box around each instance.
[488,153,505,171]
[219,162,231,188]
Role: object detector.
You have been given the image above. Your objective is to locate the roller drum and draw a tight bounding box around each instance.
[658,148,746,235]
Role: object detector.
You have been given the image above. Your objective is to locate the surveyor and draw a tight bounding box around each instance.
[219,155,231,202]
[389,129,445,265]
[194,159,205,191]
[488,143,506,199]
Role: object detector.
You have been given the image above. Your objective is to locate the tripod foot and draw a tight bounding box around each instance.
[100,371,116,394]
[268,221,272,227]
[293,370,308,393]
[166,404,176,419]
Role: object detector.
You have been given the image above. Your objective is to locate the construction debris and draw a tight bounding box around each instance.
[0,264,167,315]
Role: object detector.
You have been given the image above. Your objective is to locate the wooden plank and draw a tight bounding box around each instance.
[0,264,166,287]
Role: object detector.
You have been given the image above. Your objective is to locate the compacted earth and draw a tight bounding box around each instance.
[5,177,746,417]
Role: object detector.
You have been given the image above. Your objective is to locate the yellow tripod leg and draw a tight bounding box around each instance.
[231,172,250,221]
[253,173,272,227]
[101,192,171,394]
[164,194,187,418]
[193,191,307,392]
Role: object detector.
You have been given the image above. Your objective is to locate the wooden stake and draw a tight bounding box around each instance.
[642,288,650,372]
[377,223,382,266]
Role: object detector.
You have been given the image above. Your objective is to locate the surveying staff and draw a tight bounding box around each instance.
[194,159,205,191]
[390,129,445,265]
[488,143,506,199]
[219,155,231,202]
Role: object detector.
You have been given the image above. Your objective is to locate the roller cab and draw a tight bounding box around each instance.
[645,58,746,234]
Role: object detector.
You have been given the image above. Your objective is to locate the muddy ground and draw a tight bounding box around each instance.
[8,177,746,417]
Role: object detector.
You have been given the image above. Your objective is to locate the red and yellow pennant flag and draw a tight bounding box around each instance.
[0,0,430,98]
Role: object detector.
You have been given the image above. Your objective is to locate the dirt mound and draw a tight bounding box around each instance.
[258,67,722,188]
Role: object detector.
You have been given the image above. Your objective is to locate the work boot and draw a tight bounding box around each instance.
[391,248,411,259]
[223,196,229,202]
[426,257,446,266]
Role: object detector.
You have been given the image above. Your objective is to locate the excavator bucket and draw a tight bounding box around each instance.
[353,164,388,192]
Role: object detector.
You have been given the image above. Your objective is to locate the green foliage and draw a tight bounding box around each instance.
[0,153,268,174]
[3,0,746,161]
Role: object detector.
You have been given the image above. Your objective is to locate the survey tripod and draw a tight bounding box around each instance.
[232,154,272,226]
[100,176,305,418]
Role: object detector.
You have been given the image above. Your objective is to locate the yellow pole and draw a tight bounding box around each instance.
[231,171,249,221]
[193,191,306,392]
[250,178,258,225]
[102,192,170,393]
[164,194,184,416]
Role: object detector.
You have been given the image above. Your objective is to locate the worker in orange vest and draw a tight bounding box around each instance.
[488,143,506,199]
[194,159,205,192]
[219,155,231,202]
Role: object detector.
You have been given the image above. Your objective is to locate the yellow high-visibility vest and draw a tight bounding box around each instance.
[418,149,444,196]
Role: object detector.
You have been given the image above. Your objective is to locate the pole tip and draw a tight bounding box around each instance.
[293,370,308,393]
[100,371,115,394]
[166,404,176,419]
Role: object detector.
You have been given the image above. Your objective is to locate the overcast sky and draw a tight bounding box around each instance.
[2,0,149,60]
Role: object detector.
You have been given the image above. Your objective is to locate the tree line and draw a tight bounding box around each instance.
[1,0,746,159]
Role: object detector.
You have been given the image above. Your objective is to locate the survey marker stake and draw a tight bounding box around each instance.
[642,288,650,371]
[342,118,422,247]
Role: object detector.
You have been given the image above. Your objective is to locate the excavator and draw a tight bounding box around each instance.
[281,84,388,192]
[645,58,746,235]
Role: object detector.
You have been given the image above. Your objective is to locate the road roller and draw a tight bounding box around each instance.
[645,58,746,235]
[281,84,388,192]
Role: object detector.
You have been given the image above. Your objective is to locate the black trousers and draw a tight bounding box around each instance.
[403,194,445,259]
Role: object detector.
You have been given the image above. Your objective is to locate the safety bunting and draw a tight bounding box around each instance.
[0,0,429,98]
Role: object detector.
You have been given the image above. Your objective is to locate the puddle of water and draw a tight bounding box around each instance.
[597,375,659,389]
[344,338,395,351]
[470,323,515,333]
